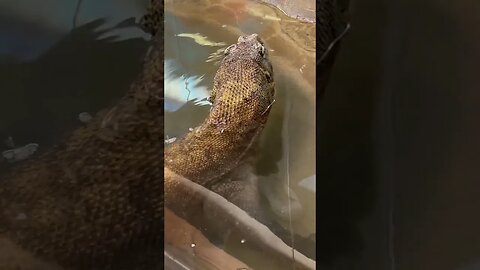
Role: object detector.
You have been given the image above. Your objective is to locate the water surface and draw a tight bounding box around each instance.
[164,0,316,268]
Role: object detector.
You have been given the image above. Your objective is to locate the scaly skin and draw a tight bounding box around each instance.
[164,33,317,268]
[0,12,164,270]
[165,33,275,186]
[0,0,349,269]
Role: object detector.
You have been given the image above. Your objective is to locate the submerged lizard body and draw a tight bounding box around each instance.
[0,4,165,268]
[165,33,274,185]
[0,0,348,268]
[0,18,311,270]
[0,33,164,270]
[165,34,317,268]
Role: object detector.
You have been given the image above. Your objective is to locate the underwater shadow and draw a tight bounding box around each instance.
[0,18,150,169]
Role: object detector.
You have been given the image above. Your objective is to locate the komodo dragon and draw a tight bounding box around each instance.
[0,9,312,270]
[164,32,317,268]
[0,0,348,269]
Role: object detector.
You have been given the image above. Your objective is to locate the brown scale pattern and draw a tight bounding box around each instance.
[0,2,164,269]
[0,0,348,268]
[164,0,349,263]
[164,32,317,265]
[165,34,275,186]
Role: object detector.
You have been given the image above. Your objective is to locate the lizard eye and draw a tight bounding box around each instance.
[258,45,266,58]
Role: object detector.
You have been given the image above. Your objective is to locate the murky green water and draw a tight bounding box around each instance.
[164,0,316,268]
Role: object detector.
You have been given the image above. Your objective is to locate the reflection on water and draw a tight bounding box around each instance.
[165,0,315,268]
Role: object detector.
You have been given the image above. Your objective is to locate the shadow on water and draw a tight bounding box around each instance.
[0,18,149,170]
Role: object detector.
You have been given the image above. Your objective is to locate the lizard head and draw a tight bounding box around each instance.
[223,34,274,82]
[208,34,275,130]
